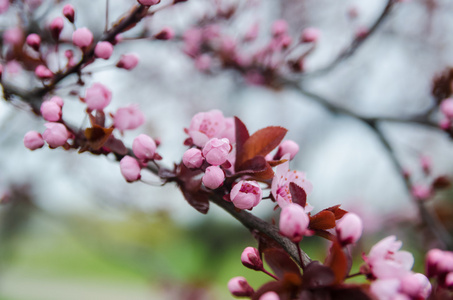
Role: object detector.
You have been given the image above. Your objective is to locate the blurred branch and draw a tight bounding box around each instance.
[302,0,397,78]
[293,84,453,250]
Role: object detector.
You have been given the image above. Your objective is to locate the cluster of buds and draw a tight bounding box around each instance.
[426,249,453,290]
[182,11,321,86]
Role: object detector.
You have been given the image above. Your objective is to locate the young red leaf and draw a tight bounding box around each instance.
[309,210,336,230]
[263,248,302,281]
[432,175,451,189]
[84,125,114,150]
[234,156,275,180]
[301,261,335,289]
[103,135,128,155]
[289,182,307,207]
[234,116,250,170]
[324,205,348,220]
[324,242,348,284]
[236,126,287,168]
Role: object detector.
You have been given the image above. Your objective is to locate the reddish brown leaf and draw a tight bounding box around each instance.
[432,176,451,190]
[309,211,336,230]
[263,248,302,281]
[325,242,348,284]
[324,205,348,220]
[289,183,307,207]
[88,110,106,127]
[313,229,335,241]
[268,158,288,167]
[103,136,128,155]
[180,187,210,214]
[330,285,374,300]
[302,261,335,289]
[253,164,275,180]
[234,116,250,170]
[237,126,287,167]
[84,125,114,150]
[234,156,275,180]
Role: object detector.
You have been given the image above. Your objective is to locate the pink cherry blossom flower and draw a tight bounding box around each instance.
[35,65,53,79]
[275,140,299,160]
[279,203,310,243]
[42,122,69,148]
[227,276,254,297]
[94,41,113,60]
[132,134,156,162]
[364,236,414,280]
[241,247,263,270]
[183,28,202,57]
[441,98,453,119]
[202,138,231,166]
[72,27,93,48]
[370,279,405,300]
[40,100,62,122]
[26,33,41,51]
[84,83,112,111]
[50,17,64,40]
[116,54,139,70]
[244,22,259,42]
[202,166,224,189]
[230,180,262,210]
[194,54,211,71]
[188,109,227,147]
[138,0,160,5]
[336,213,363,245]
[63,4,75,23]
[271,154,313,208]
[439,118,451,130]
[114,105,145,131]
[446,272,453,288]
[301,27,320,43]
[120,156,141,182]
[182,148,204,169]
[23,131,44,150]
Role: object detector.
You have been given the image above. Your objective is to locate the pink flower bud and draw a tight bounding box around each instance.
[230,180,262,210]
[411,184,431,201]
[275,140,299,160]
[3,27,23,46]
[399,273,431,299]
[440,118,451,130]
[336,213,363,245]
[446,272,453,288]
[260,292,280,300]
[420,155,431,173]
[202,138,230,166]
[116,54,139,70]
[227,276,254,297]
[50,17,64,40]
[49,96,64,107]
[84,83,112,110]
[441,98,453,119]
[154,27,174,40]
[35,65,53,79]
[63,4,75,23]
[182,148,204,169]
[72,27,93,49]
[42,122,69,148]
[40,100,62,122]
[279,203,309,243]
[26,33,41,51]
[132,134,156,162]
[24,131,44,150]
[194,54,211,71]
[271,20,288,37]
[301,27,320,43]
[202,166,224,189]
[120,155,141,182]
[114,105,145,131]
[138,0,160,5]
[426,249,453,277]
[241,247,263,270]
[94,41,113,60]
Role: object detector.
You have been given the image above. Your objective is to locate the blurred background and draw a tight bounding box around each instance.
[0,0,453,299]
